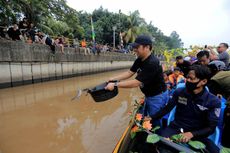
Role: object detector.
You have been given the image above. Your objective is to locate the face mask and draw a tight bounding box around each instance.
[186,81,200,93]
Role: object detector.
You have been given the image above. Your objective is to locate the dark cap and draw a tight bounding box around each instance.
[131,35,153,48]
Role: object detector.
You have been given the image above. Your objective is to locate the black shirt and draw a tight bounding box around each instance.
[7,27,21,40]
[28,28,36,41]
[19,21,28,29]
[130,54,166,97]
[176,60,191,76]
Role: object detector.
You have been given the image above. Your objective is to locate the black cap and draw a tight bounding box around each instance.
[131,35,153,48]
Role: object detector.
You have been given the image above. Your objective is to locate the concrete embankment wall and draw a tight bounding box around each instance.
[0,40,136,88]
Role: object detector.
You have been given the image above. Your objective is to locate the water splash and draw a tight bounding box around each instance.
[56,116,77,134]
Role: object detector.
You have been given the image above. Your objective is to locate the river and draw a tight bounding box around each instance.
[0,69,143,153]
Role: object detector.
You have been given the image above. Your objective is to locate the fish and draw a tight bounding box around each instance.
[71,88,89,101]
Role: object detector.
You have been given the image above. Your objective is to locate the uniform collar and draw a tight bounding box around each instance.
[185,87,207,99]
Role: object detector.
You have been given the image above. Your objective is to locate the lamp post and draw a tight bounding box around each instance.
[113,26,117,49]
[119,9,121,48]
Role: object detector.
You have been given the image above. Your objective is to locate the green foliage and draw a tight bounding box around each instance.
[154,42,168,55]
[171,134,183,142]
[123,11,145,43]
[221,147,230,153]
[151,126,160,133]
[130,131,136,139]
[168,31,183,49]
[37,23,54,35]
[188,141,206,150]
[170,135,206,152]
[46,17,71,36]
[146,134,160,144]
[2,2,183,52]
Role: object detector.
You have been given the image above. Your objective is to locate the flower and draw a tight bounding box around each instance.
[135,113,142,121]
[139,98,145,105]
[131,125,139,133]
[142,120,152,130]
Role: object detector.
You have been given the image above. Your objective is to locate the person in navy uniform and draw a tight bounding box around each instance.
[150,65,221,153]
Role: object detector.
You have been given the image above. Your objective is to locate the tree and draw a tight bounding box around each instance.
[0,0,26,25]
[123,11,145,43]
[168,31,183,49]
[153,42,168,55]
[1,2,183,50]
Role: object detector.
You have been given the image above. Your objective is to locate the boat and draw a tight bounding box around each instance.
[112,99,200,153]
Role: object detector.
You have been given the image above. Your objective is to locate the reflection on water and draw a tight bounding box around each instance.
[0,70,143,153]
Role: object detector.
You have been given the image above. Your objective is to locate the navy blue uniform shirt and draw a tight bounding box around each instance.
[152,87,221,138]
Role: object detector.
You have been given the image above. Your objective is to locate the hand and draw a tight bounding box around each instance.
[179,132,193,143]
[109,78,116,82]
[105,83,115,91]
[207,46,213,50]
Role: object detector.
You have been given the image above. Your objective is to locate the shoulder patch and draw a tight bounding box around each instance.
[196,104,208,111]
[214,108,221,118]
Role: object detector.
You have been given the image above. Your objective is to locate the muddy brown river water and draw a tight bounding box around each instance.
[0,70,143,153]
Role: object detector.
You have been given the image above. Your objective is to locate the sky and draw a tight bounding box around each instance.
[67,0,230,48]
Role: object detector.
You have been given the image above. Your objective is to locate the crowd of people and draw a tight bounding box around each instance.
[0,18,64,54]
[0,18,131,55]
[105,35,230,152]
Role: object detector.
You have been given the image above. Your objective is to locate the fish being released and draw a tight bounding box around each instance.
[71,89,89,101]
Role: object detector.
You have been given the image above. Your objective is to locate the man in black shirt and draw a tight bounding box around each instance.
[105,35,167,120]
[28,23,37,42]
[7,24,21,41]
[176,55,191,76]
[150,65,220,153]
[19,18,29,30]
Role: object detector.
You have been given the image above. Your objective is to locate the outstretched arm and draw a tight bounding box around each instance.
[105,79,141,91]
[109,70,135,81]
[150,97,177,120]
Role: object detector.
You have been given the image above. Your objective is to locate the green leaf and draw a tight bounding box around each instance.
[146,134,160,144]
[130,132,136,139]
[151,126,160,133]
[171,134,183,142]
[134,99,138,105]
[221,147,230,153]
[188,141,206,150]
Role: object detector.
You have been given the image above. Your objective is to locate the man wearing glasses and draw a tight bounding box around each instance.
[210,43,229,67]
